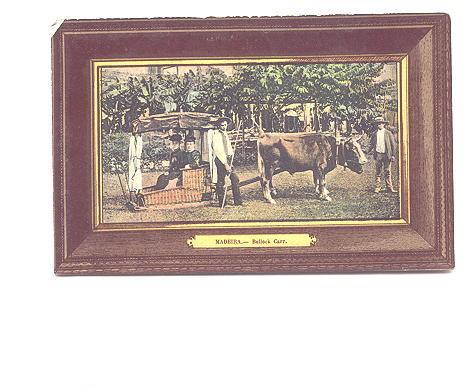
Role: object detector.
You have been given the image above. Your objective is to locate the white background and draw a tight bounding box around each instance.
[0,1,474,386]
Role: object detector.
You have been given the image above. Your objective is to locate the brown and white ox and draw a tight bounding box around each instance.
[257,132,367,203]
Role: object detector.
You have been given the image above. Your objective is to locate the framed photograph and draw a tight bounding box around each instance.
[53,14,454,275]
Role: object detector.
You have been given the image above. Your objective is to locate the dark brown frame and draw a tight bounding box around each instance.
[53,14,454,275]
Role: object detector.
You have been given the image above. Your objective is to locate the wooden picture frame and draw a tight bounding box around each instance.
[53,13,454,275]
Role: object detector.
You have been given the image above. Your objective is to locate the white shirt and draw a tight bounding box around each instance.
[376,128,386,153]
[128,134,143,192]
[208,129,233,164]
[207,129,233,184]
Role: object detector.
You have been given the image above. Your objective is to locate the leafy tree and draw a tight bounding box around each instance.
[100,63,397,134]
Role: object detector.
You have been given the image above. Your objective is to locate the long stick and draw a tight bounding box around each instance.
[124,168,133,202]
[221,121,242,209]
[117,170,128,202]
[114,161,128,203]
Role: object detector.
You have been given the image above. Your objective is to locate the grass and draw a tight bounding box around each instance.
[102,156,400,224]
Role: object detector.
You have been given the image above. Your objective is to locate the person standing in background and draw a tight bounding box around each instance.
[368,116,397,193]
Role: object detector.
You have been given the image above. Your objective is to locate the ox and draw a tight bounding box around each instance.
[257,132,367,203]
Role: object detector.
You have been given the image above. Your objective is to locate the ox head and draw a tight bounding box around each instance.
[341,135,368,174]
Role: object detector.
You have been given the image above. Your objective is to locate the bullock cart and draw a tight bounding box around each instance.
[131,112,232,208]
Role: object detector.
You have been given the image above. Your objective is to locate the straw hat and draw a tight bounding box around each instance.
[374,116,389,124]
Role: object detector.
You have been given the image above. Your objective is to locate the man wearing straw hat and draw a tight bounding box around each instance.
[369,116,397,193]
[207,117,243,207]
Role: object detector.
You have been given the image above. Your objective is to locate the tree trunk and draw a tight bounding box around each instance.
[258,105,262,131]
[314,101,321,132]
[241,115,246,161]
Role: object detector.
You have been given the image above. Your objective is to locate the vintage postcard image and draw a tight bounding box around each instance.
[95,59,406,227]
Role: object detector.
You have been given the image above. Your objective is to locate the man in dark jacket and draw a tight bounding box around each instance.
[368,117,398,193]
[156,133,187,190]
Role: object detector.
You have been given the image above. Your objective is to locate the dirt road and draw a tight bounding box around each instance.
[102,156,400,224]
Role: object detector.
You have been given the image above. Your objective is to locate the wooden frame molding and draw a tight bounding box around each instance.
[52,14,453,275]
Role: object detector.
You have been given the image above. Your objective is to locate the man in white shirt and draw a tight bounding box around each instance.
[128,120,144,207]
[369,117,397,193]
[207,117,243,207]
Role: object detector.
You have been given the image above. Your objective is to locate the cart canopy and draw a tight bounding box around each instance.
[135,112,228,133]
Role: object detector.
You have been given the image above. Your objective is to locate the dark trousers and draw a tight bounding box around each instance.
[156,171,182,190]
[215,158,242,205]
[375,152,393,188]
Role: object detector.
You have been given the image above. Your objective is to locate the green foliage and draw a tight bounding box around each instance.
[141,137,169,171]
[101,133,130,174]
[233,146,257,166]
[101,133,169,174]
[101,63,397,134]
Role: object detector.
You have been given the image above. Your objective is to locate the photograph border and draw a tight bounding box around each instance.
[92,56,409,230]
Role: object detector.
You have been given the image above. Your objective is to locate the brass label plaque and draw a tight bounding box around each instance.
[187,234,317,248]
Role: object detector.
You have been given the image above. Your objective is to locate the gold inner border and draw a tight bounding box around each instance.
[92,55,409,231]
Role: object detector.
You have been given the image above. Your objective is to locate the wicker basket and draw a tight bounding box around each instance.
[141,166,208,206]
[142,187,203,206]
[182,167,207,192]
